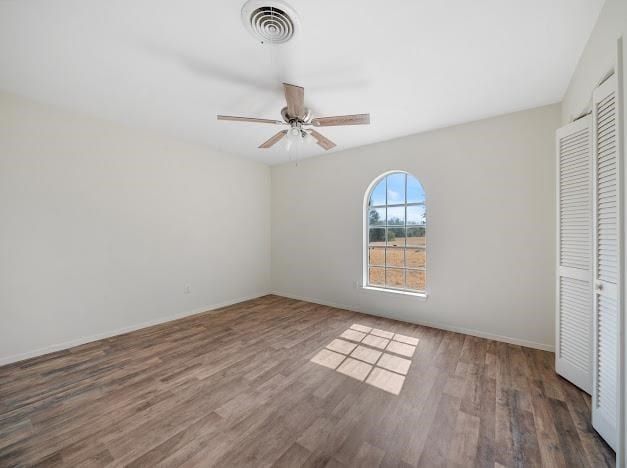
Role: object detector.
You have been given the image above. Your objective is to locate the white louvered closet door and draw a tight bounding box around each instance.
[592,74,621,451]
[556,117,593,394]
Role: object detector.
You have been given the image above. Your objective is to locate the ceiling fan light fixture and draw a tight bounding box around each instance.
[285,125,302,151]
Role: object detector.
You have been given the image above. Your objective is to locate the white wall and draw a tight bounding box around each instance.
[271,104,560,350]
[0,92,271,364]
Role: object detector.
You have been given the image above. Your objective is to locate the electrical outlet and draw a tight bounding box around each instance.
[184,285,191,294]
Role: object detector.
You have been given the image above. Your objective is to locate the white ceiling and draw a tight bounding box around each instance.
[0,0,603,164]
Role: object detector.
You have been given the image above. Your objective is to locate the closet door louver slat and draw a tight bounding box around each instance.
[555,116,593,394]
[591,74,621,451]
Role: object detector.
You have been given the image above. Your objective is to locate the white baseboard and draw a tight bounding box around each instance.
[1,289,553,366]
[0,291,269,366]
[273,291,555,352]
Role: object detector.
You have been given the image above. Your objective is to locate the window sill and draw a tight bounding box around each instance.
[361,286,428,300]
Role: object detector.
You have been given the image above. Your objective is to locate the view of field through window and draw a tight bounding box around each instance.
[367,172,426,292]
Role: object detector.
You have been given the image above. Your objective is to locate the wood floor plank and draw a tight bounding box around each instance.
[417,392,462,467]
[557,377,616,466]
[549,397,595,467]
[448,410,481,467]
[272,442,312,467]
[473,368,496,467]
[0,295,615,467]
[353,441,385,466]
[527,378,568,467]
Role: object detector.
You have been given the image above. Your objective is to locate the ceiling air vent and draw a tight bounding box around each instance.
[241,0,300,44]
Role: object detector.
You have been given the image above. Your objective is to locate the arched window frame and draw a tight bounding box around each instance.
[362,170,427,297]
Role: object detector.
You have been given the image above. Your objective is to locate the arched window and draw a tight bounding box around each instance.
[365,171,426,294]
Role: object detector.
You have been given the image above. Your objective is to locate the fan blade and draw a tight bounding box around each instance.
[311,113,370,127]
[217,115,283,125]
[309,129,336,151]
[283,83,305,119]
[259,130,288,149]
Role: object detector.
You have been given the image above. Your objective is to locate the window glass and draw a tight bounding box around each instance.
[386,268,405,288]
[366,172,426,293]
[407,176,425,203]
[368,247,385,266]
[406,205,426,225]
[369,228,386,246]
[387,206,405,225]
[385,247,404,267]
[368,208,386,226]
[369,180,386,206]
[369,267,385,286]
[406,248,426,268]
[387,227,405,247]
[386,173,406,204]
[406,270,426,291]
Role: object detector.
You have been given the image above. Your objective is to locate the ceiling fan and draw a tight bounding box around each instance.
[217,83,370,151]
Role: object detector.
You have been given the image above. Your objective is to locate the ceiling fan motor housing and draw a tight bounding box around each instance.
[241,0,300,44]
[281,106,311,124]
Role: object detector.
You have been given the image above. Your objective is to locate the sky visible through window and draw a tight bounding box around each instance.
[369,173,425,207]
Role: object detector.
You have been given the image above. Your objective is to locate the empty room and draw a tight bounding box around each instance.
[1,0,626,466]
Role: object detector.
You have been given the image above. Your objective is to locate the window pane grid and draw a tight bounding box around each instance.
[370,202,424,209]
[367,265,426,272]
[367,172,426,293]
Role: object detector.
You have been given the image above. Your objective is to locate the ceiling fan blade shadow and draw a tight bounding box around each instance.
[307,79,370,92]
[141,43,369,99]
[142,43,276,92]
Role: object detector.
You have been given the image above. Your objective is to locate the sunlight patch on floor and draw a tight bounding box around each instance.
[310,324,419,395]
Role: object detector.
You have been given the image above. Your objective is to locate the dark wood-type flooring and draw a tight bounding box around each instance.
[0,295,615,467]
